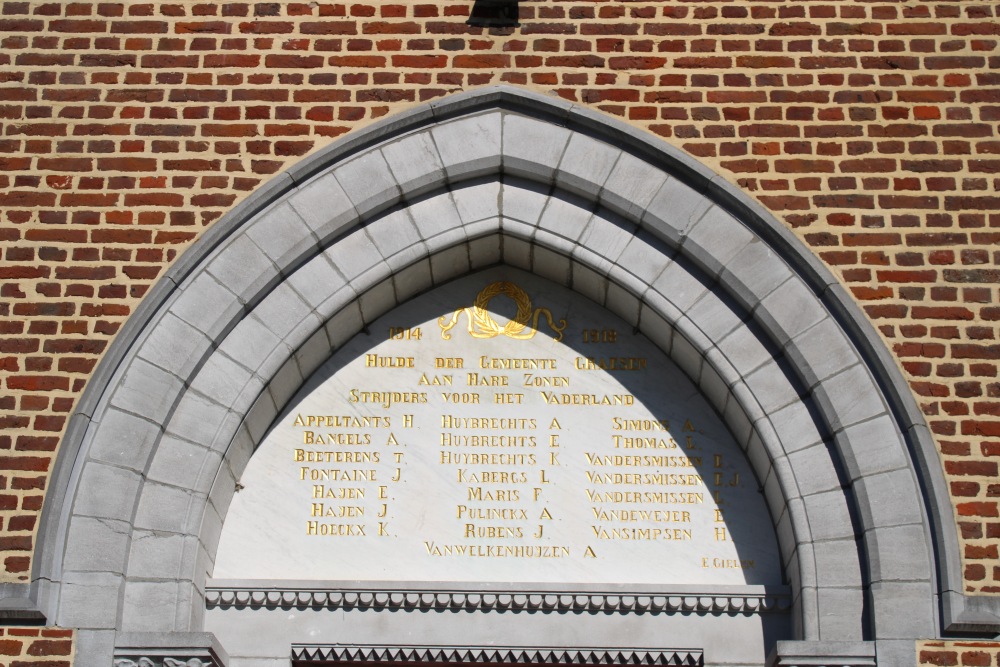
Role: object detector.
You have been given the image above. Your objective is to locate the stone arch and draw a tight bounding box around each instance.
[29,86,976,666]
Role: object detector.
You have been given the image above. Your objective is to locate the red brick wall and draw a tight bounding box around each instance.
[0,628,73,667]
[921,641,1000,667]
[0,0,998,660]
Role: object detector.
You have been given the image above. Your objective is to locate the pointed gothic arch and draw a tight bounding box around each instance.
[24,86,991,667]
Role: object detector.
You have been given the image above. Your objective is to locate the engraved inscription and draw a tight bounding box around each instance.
[215,271,783,586]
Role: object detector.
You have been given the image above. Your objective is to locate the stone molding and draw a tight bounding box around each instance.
[766,641,876,667]
[27,86,978,666]
[291,644,702,666]
[114,633,228,667]
[205,585,792,615]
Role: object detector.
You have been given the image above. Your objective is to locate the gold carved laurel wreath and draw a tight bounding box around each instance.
[438,281,567,342]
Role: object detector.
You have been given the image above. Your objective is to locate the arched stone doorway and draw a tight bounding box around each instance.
[29,86,970,667]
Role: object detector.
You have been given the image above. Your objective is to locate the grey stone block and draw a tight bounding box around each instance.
[554,132,620,199]
[73,629,116,667]
[331,149,401,218]
[358,277,397,324]
[187,351,255,412]
[452,179,501,224]
[127,529,190,580]
[381,130,445,198]
[756,277,829,348]
[367,207,423,263]
[532,245,571,286]
[615,228,672,286]
[74,462,142,523]
[267,356,305,412]
[408,189,465,243]
[252,282,317,349]
[852,468,924,529]
[795,585,819,642]
[324,227,383,284]
[293,326,331,381]
[205,234,280,306]
[287,171,359,244]
[764,456,796,524]
[571,242,612,279]
[687,288,744,346]
[324,301,364,351]
[865,523,933,584]
[245,201,318,273]
[600,151,669,222]
[778,462,841,553]
[501,178,550,229]
[638,288,682,339]
[769,640,875,667]
[137,312,213,381]
[606,263,651,306]
[430,243,471,285]
[243,390,278,446]
[744,358,800,415]
[110,357,185,427]
[680,204,753,279]
[468,233,502,270]
[722,389,754,449]
[604,279,640,328]
[169,271,243,344]
[698,351,731,416]
[775,504,797,568]
[121,580,180,632]
[870,581,935,638]
[768,401,824,455]
[134,480,202,534]
[669,328,704,385]
[90,407,161,472]
[165,388,236,447]
[641,176,712,247]
[834,415,909,482]
[639,308,678,366]
[651,257,710,313]
[392,257,435,301]
[201,490,227,559]
[502,234,532,270]
[802,489,855,541]
[286,253,346,315]
[812,364,887,432]
[432,111,502,181]
[815,587,865,641]
[875,639,918,667]
[729,379,767,430]
[716,323,772,378]
[217,315,282,376]
[536,190,593,243]
[533,222,576,259]
[147,435,221,496]
[744,427,775,492]
[720,240,793,312]
[569,260,608,306]
[62,515,130,573]
[502,113,571,182]
[784,316,861,390]
[578,209,637,268]
[56,571,122,629]
[812,538,863,588]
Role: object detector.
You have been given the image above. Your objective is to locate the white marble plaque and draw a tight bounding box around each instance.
[215,268,783,586]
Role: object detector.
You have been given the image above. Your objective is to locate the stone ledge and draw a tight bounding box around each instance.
[205,583,792,615]
[291,644,702,666]
[766,641,876,667]
[114,632,228,667]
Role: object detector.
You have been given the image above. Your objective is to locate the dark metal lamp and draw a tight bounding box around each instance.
[467,0,520,27]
